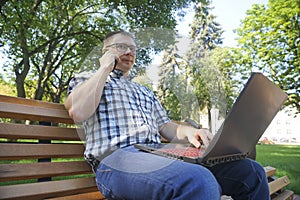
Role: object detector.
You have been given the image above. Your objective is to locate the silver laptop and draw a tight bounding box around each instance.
[134,73,288,167]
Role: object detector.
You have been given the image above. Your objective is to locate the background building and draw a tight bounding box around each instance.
[203,107,300,144]
[263,107,300,144]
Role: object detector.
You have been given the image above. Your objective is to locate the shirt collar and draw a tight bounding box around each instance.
[110,69,124,79]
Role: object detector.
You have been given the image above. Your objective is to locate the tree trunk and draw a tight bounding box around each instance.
[15,56,30,98]
[15,74,26,98]
[15,28,31,98]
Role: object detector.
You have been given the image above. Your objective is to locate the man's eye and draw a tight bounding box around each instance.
[119,44,127,49]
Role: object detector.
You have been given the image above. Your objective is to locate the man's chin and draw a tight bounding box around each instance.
[117,64,133,73]
[116,67,131,74]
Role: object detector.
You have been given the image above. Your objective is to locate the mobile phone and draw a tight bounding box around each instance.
[113,59,118,71]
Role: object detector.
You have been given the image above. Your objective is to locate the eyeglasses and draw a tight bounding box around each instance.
[106,43,137,54]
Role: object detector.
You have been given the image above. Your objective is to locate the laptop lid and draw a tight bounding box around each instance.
[201,72,288,165]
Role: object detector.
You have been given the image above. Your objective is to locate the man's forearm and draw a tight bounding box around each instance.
[64,67,111,122]
[160,121,209,148]
[159,121,192,142]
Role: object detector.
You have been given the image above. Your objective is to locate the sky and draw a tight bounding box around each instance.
[178,0,268,47]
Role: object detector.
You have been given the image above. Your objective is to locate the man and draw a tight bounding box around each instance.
[64,30,270,200]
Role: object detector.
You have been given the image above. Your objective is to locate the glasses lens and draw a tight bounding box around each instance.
[116,44,127,52]
[115,44,136,54]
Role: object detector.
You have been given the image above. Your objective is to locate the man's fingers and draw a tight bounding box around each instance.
[99,51,118,71]
[191,137,201,148]
[200,135,210,148]
[194,129,212,148]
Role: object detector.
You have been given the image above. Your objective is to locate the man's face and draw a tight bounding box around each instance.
[105,33,137,74]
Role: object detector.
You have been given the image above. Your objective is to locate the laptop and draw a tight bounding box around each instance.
[134,73,288,167]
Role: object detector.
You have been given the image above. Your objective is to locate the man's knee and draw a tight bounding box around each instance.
[209,159,270,199]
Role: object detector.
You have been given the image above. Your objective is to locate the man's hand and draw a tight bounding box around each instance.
[159,122,214,148]
[186,128,213,148]
[100,51,119,71]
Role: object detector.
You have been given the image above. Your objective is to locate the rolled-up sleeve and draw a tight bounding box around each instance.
[67,71,93,95]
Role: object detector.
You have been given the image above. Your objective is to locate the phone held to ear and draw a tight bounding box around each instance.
[113,59,118,71]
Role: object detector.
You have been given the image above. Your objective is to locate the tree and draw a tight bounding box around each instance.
[157,47,180,120]
[189,1,223,56]
[187,0,225,125]
[156,46,194,121]
[0,0,115,101]
[0,0,204,102]
[156,1,237,126]
[235,0,300,113]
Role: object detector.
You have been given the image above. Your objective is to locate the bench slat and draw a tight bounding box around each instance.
[0,143,84,160]
[0,177,98,200]
[0,123,84,141]
[47,191,105,200]
[0,161,92,181]
[264,166,276,177]
[272,190,294,200]
[0,95,65,109]
[0,102,73,124]
[269,176,291,196]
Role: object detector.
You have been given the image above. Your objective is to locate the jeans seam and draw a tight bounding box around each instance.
[96,169,117,199]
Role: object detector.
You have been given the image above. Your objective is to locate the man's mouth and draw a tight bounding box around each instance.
[121,58,133,63]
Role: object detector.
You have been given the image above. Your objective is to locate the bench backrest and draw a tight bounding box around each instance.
[0,95,102,199]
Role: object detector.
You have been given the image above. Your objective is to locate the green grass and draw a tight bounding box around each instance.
[256,144,300,194]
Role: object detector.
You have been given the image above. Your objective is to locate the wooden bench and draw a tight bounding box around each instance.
[265,166,294,200]
[0,94,104,199]
[0,95,294,199]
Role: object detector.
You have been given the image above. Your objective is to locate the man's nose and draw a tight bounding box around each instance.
[124,48,135,55]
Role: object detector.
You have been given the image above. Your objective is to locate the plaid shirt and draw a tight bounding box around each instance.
[68,70,170,167]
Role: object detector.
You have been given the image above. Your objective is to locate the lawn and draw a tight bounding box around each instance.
[256,144,300,195]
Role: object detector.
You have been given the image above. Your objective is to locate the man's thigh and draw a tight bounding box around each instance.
[95,145,221,200]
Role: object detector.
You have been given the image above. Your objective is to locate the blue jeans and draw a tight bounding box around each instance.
[95,146,270,200]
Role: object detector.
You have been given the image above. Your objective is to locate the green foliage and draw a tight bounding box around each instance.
[188,1,226,119]
[132,74,154,91]
[189,1,223,52]
[1,0,114,101]
[190,49,236,118]
[157,87,182,121]
[0,76,16,96]
[236,0,300,113]
[157,47,187,120]
[0,0,204,102]
[104,0,201,28]
[256,144,300,194]
[156,1,243,125]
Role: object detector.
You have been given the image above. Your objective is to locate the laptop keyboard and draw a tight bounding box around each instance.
[158,147,205,158]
